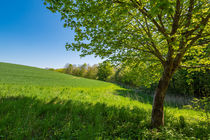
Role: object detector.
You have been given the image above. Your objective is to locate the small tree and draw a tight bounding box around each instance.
[72,65,80,76]
[97,61,114,81]
[44,0,210,128]
[79,63,88,77]
[65,63,74,75]
[86,64,98,79]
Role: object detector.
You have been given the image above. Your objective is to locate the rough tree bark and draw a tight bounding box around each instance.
[151,62,174,128]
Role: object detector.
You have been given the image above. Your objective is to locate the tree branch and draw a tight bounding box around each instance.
[184,11,210,38]
[185,0,194,28]
[143,17,166,66]
[126,11,166,65]
[171,0,181,35]
[158,11,166,32]
[172,12,210,73]
[128,0,169,38]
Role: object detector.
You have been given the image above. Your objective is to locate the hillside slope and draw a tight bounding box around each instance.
[0,62,114,88]
[0,62,209,139]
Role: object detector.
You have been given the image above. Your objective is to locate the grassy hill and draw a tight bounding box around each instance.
[0,62,209,139]
[0,62,113,88]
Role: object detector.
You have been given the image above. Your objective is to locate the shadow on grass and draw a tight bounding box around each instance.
[0,95,209,139]
[0,96,150,139]
[114,89,153,104]
[114,89,191,108]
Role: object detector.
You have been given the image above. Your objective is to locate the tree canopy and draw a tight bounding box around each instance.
[44,0,209,127]
[45,0,209,66]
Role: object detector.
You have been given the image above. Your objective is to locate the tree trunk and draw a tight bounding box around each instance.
[151,65,173,128]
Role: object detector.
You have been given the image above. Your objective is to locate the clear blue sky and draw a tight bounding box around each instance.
[0,0,102,68]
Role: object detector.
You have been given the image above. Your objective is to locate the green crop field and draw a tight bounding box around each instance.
[0,62,209,139]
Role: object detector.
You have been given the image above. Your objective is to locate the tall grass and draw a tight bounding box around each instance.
[0,62,209,139]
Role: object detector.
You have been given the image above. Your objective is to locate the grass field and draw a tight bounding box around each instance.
[0,62,209,139]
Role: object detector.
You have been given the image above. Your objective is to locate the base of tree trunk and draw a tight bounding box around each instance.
[151,90,165,128]
[151,68,172,128]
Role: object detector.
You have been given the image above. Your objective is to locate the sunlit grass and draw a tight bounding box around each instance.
[0,62,113,88]
[0,62,209,139]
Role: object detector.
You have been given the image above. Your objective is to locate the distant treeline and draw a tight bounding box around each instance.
[47,62,209,98]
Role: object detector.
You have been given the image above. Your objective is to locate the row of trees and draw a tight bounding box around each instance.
[49,63,98,79]
[49,62,114,81]
[49,61,209,98]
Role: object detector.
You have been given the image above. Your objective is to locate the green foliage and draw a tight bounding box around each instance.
[44,0,210,88]
[190,97,210,120]
[62,63,98,79]
[79,63,88,77]
[43,1,209,129]
[0,62,209,139]
[179,116,186,128]
[97,61,114,81]
[168,69,210,97]
[85,64,98,79]
[64,63,74,74]
[54,68,65,73]
[114,61,162,87]
[52,62,209,98]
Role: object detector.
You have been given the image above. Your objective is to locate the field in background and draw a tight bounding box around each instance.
[0,62,209,139]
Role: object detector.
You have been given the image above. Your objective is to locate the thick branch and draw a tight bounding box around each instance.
[172,13,210,73]
[127,11,166,65]
[143,17,166,66]
[128,0,169,38]
[158,11,166,32]
[171,0,181,35]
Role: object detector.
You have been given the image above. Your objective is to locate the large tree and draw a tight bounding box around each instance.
[44,0,210,128]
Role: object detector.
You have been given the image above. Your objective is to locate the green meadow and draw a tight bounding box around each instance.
[0,62,209,139]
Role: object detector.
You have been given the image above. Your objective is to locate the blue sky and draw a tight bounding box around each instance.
[0,0,102,68]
